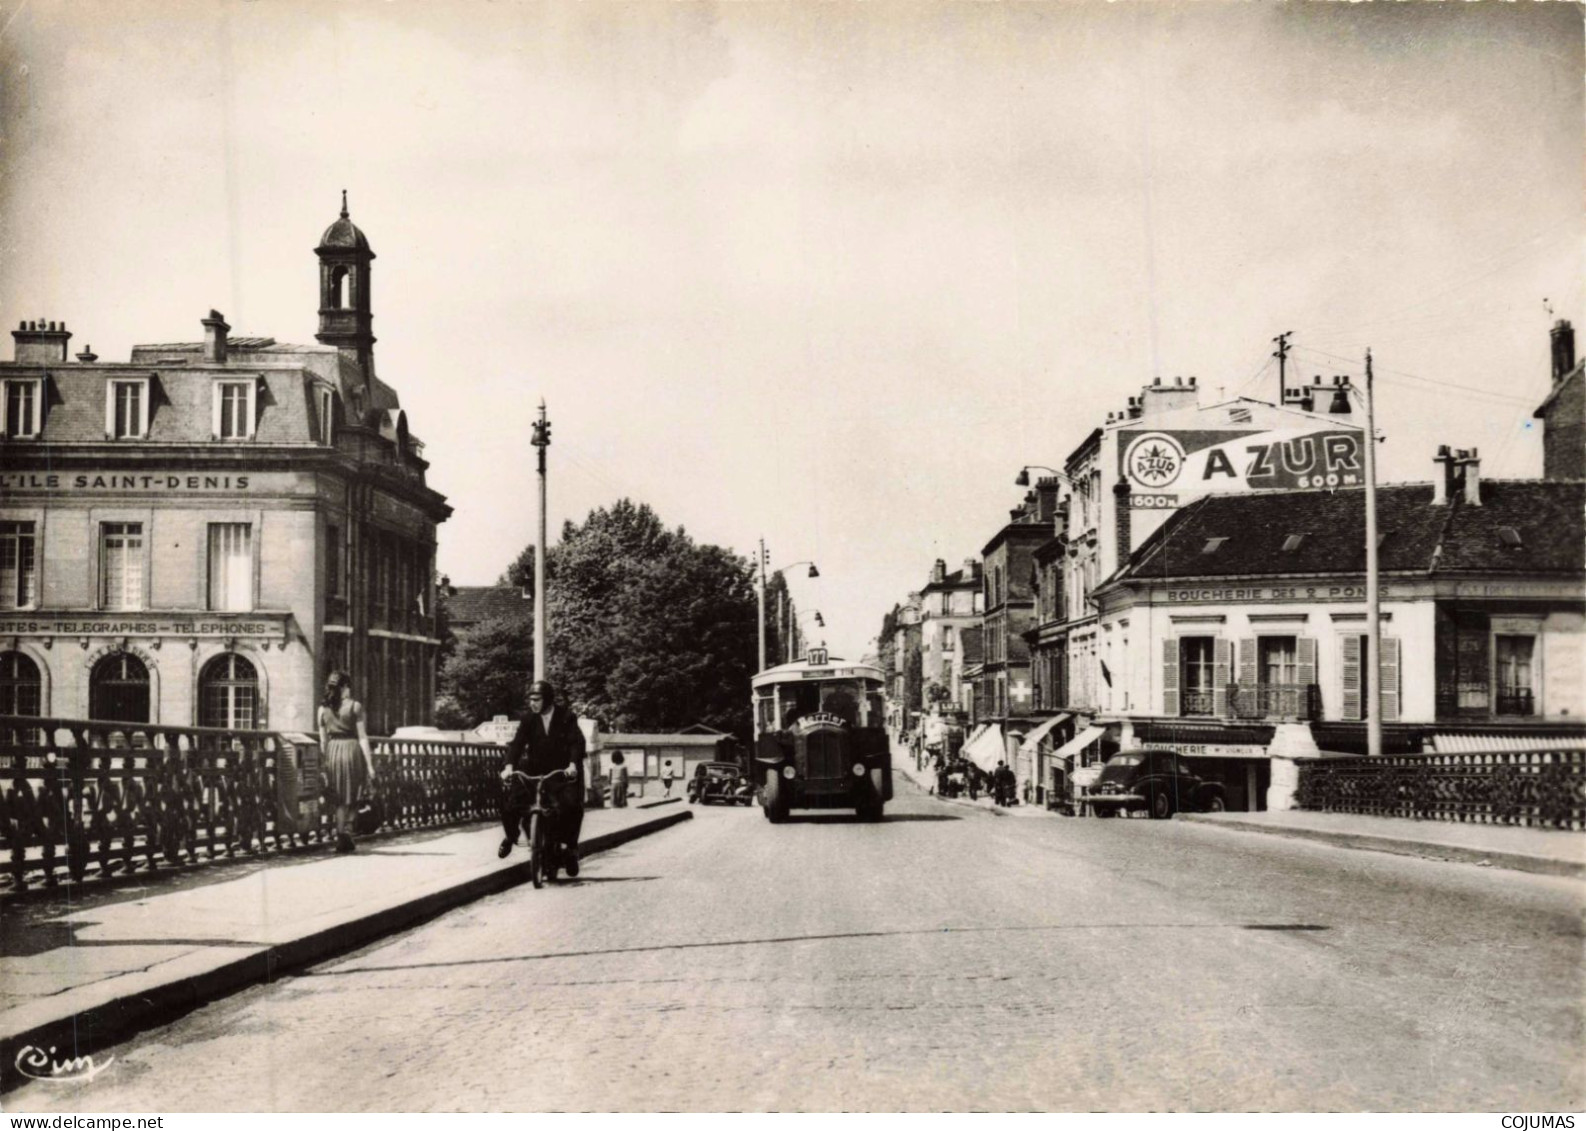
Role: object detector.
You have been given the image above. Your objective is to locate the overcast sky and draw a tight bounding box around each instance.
[2,1,1581,659]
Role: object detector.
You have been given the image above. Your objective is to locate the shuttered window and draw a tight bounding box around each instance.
[207,523,253,612]
[100,523,144,610]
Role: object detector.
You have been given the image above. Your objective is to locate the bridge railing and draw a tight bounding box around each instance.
[0,716,505,891]
[1294,748,1585,831]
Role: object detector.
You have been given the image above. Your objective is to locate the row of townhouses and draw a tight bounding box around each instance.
[885,324,1585,811]
[0,199,452,736]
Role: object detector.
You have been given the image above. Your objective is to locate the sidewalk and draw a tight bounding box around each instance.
[891,744,1584,875]
[1179,809,1586,879]
[0,801,691,1089]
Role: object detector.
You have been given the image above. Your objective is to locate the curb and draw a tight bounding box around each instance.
[636,796,683,809]
[0,809,693,1091]
[1178,813,1585,879]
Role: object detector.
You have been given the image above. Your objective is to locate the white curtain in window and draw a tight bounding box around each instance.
[208,523,253,611]
[101,523,144,610]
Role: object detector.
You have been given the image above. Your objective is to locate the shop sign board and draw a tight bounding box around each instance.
[1119,426,1364,502]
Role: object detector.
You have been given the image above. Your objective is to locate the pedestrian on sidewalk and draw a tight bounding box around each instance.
[662,760,676,797]
[610,750,630,808]
[318,670,376,854]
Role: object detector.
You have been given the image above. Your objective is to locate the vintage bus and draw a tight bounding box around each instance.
[751,649,892,822]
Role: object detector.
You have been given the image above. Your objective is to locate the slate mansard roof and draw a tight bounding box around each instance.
[3,336,406,447]
[1121,480,1585,583]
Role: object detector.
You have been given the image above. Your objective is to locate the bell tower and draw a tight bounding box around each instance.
[315,190,377,378]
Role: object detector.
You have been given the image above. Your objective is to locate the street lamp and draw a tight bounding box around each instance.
[756,540,820,673]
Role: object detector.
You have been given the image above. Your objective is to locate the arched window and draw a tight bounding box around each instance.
[90,652,150,723]
[199,653,258,730]
[0,651,42,715]
[330,266,349,309]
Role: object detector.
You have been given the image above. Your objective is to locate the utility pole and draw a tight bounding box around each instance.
[757,538,768,674]
[1273,331,1293,405]
[531,400,551,684]
[1363,351,1382,757]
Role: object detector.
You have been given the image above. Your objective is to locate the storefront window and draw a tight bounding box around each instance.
[1495,635,1535,716]
[200,653,258,730]
[90,652,150,723]
[0,651,42,716]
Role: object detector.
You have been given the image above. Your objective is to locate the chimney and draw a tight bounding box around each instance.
[1328,375,1352,415]
[962,558,978,580]
[1141,375,1198,418]
[76,344,98,363]
[931,559,946,584]
[1113,480,1132,564]
[1034,477,1060,522]
[1431,445,1456,505]
[11,319,71,364]
[202,310,230,363]
[1551,319,1575,383]
[1457,447,1482,506]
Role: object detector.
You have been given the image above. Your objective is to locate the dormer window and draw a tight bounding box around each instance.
[1202,537,1228,554]
[315,385,336,445]
[0,377,43,438]
[212,378,257,440]
[105,377,150,439]
[1281,534,1308,553]
[1498,526,1523,549]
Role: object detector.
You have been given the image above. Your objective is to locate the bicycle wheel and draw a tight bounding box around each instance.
[528,811,545,889]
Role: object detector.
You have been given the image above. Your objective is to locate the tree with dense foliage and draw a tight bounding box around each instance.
[434,613,536,729]
[454,499,760,737]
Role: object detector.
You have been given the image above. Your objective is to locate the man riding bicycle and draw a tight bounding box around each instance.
[499,680,586,875]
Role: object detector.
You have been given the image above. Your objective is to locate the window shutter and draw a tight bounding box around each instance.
[1341,634,1362,721]
[211,383,223,440]
[1213,638,1232,717]
[1297,636,1317,687]
[1380,637,1401,721]
[1162,637,1178,716]
[104,382,116,439]
[1238,637,1257,687]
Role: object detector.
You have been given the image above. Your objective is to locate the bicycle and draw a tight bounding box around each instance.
[504,767,573,889]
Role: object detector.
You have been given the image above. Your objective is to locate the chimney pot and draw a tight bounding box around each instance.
[1432,446,1457,505]
[1551,318,1576,383]
[11,317,72,364]
[201,309,231,364]
[1459,449,1482,506]
[1152,377,1161,387]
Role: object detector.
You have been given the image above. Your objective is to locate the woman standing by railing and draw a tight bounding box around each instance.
[318,670,376,853]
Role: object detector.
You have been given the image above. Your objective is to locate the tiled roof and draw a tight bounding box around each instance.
[1123,480,1585,581]
[445,586,531,627]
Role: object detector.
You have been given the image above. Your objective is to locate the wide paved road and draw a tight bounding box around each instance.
[11,779,1582,1111]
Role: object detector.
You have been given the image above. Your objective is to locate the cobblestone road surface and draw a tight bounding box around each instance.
[8,782,1582,1111]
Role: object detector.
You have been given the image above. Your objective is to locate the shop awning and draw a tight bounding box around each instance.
[1052,724,1107,763]
[1020,713,1072,756]
[962,724,1006,773]
[1432,733,1586,754]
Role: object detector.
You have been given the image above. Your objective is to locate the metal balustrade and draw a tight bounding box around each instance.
[1229,683,1319,721]
[0,715,504,891]
[1295,748,1585,831]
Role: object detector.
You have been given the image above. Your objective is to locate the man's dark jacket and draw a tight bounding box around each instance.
[505,708,587,783]
[502,708,587,848]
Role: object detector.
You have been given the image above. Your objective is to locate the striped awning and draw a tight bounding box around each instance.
[1020,713,1073,756]
[1431,733,1586,754]
[962,724,1005,773]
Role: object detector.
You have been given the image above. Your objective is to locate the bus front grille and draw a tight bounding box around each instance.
[799,730,845,781]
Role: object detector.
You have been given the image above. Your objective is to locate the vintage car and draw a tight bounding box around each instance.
[1089,749,1227,819]
[688,761,753,806]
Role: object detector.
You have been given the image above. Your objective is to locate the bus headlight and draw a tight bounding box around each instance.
[782,765,796,780]
[852,763,866,777]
